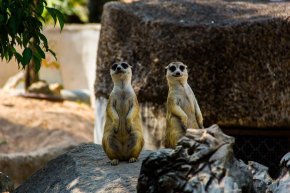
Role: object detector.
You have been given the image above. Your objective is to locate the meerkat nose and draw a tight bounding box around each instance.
[116,67,121,71]
[176,72,181,76]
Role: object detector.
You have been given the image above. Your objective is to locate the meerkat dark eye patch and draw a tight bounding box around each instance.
[121,62,128,69]
[169,66,176,72]
[112,63,118,71]
[179,65,185,71]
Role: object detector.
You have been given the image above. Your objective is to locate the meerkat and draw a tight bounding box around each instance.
[164,61,204,148]
[102,61,144,165]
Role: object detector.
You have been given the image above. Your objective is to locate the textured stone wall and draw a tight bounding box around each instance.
[95,0,290,129]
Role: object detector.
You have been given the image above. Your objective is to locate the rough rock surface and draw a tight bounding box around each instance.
[0,92,94,186]
[14,144,151,193]
[267,152,290,193]
[95,0,290,128]
[248,152,290,193]
[137,124,290,193]
[137,125,253,193]
[0,172,14,192]
[248,161,273,193]
[0,145,75,188]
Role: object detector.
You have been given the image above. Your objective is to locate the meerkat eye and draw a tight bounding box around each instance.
[121,62,128,69]
[169,66,176,72]
[112,63,118,71]
[179,65,185,71]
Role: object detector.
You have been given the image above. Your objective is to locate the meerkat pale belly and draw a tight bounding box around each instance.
[108,94,137,158]
[113,92,131,131]
[178,87,200,129]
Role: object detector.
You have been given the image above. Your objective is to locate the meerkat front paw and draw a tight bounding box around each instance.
[128,157,138,163]
[111,159,119,165]
[114,127,119,133]
[127,127,132,133]
[181,116,188,126]
[181,116,188,131]
[181,124,187,132]
[126,119,133,133]
[113,122,119,133]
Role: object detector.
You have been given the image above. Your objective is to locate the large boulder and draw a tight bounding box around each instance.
[14,144,151,193]
[0,93,94,186]
[137,125,254,193]
[95,0,290,128]
[137,124,290,193]
[0,145,75,187]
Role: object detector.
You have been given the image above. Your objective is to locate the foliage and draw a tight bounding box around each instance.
[0,0,64,71]
[43,0,88,23]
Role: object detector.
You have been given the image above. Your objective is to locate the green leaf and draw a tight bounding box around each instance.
[8,48,13,60]
[35,44,45,58]
[36,3,44,16]
[23,34,31,48]
[22,47,32,65]
[48,48,57,60]
[4,51,9,61]
[42,0,47,6]
[54,9,65,30]
[0,15,4,23]
[14,52,23,67]
[8,17,17,35]
[15,36,22,45]
[38,33,48,48]
[46,7,57,26]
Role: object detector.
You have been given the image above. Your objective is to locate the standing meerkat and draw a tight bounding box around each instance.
[102,61,144,165]
[165,61,204,148]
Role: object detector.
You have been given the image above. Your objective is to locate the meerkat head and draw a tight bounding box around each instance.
[110,61,132,83]
[165,61,188,84]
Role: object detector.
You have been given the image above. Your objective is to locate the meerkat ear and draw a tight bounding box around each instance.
[123,61,132,68]
[164,65,169,75]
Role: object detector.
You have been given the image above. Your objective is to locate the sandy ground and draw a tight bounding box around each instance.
[0,90,94,154]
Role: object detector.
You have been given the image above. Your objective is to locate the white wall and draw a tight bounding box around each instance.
[0,24,101,106]
[0,60,22,87]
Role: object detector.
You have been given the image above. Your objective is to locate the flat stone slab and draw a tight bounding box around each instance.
[14,144,151,193]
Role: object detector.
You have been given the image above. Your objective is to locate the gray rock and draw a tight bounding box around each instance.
[14,144,151,193]
[95,0,290,128]
[267,152,290,193]
[137,125,253,193]
[0,172,14,192]
[61,89,91,105]
[1,145,75,186]
[27,80,54,95]
[248,161,273,193]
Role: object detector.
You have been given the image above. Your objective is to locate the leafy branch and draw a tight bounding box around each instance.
[0,0,64,71]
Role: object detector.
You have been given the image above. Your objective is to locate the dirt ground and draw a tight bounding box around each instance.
[0,90,94,154]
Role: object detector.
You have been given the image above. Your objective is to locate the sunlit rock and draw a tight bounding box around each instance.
[14,144,151,193]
